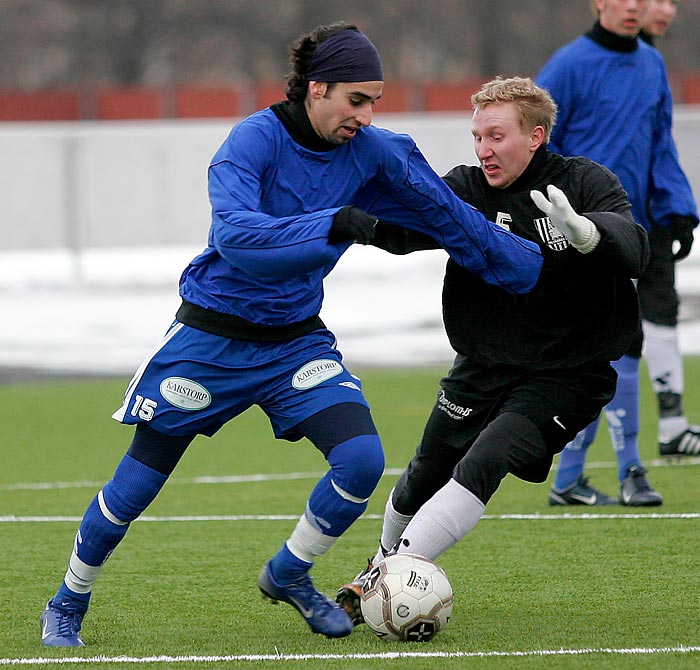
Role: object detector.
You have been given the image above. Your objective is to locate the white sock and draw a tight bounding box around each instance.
[372,489,413,565]
[64,551,102,594]
[286,511,337,564]
[394,479,485,561]
[643,321,684,395]
[643,321,688,441]
[659,416,689,444]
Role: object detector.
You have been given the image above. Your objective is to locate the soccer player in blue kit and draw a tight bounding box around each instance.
[535,0,698,506]
[637,0,700,461]
[40,23,544,645]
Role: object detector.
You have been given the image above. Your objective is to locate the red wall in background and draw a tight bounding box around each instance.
[174,86,242,118]
[0,89,82,121]
[1,75,699,122]
[94,87,165,120]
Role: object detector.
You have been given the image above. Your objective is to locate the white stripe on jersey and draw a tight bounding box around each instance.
[111,322,184,422]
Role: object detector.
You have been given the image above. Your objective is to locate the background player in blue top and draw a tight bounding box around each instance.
[638,0,700,460]
[40,22,543,646]
[536,0,698,506]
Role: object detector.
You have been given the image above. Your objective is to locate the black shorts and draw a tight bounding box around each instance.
[430,360,617,455]
[392,360,617,511]
[637,224,678,327]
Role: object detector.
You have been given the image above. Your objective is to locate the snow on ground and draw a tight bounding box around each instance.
[1,245,699,377]
[0,246,451,375]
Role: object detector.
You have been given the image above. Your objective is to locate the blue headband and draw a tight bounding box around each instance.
[306,29,384,83]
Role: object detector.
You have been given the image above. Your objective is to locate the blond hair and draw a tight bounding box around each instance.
[471,76,558,143]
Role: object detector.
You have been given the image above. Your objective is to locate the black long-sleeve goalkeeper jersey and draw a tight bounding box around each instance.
[373,146,649,373]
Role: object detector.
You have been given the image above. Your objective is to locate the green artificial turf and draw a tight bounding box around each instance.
[1,362,699,669]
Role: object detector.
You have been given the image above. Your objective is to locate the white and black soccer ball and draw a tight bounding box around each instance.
[360,553,453,642]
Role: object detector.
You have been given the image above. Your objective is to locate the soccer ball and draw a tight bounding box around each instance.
[360,553,453,642]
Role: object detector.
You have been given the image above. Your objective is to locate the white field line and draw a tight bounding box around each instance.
[1,645,699,665]
[2,457,699,492]
[2,512,699,524]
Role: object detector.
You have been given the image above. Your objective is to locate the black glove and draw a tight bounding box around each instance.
[329,206,379,245]
[669,215,698,261]
[372,220,440,254]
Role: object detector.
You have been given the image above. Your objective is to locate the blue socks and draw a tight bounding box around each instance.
[269,435,384,585]
[606,355,642,481]
[268,545,313,585]
[554,417,600,490]
[54,585,91,611]
[56,454,168,602]
[555,355,642,488]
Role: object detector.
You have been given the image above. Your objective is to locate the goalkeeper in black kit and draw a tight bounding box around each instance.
[336,76,649,624]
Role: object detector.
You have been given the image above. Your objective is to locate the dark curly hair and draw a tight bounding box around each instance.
[285,22,358,103]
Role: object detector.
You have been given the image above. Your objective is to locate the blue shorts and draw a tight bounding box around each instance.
[112,322,369,440]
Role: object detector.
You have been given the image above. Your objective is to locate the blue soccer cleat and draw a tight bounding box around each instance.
[40,598,86,647]
[258,561,352,638]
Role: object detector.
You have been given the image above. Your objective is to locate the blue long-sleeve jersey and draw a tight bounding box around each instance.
[179,106,542,327]
[536,29,697,232]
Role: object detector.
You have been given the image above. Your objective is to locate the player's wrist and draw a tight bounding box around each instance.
[569,217,600,253]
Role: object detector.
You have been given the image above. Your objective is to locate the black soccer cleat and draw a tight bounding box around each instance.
[619,466,663,506]
[659,425,700,457]
[549,476,618,506]
[335,558,374,626]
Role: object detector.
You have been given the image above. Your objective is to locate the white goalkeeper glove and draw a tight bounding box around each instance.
[530,184,601,254]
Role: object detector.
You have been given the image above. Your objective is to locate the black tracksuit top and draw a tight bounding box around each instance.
[373,147,649,373]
